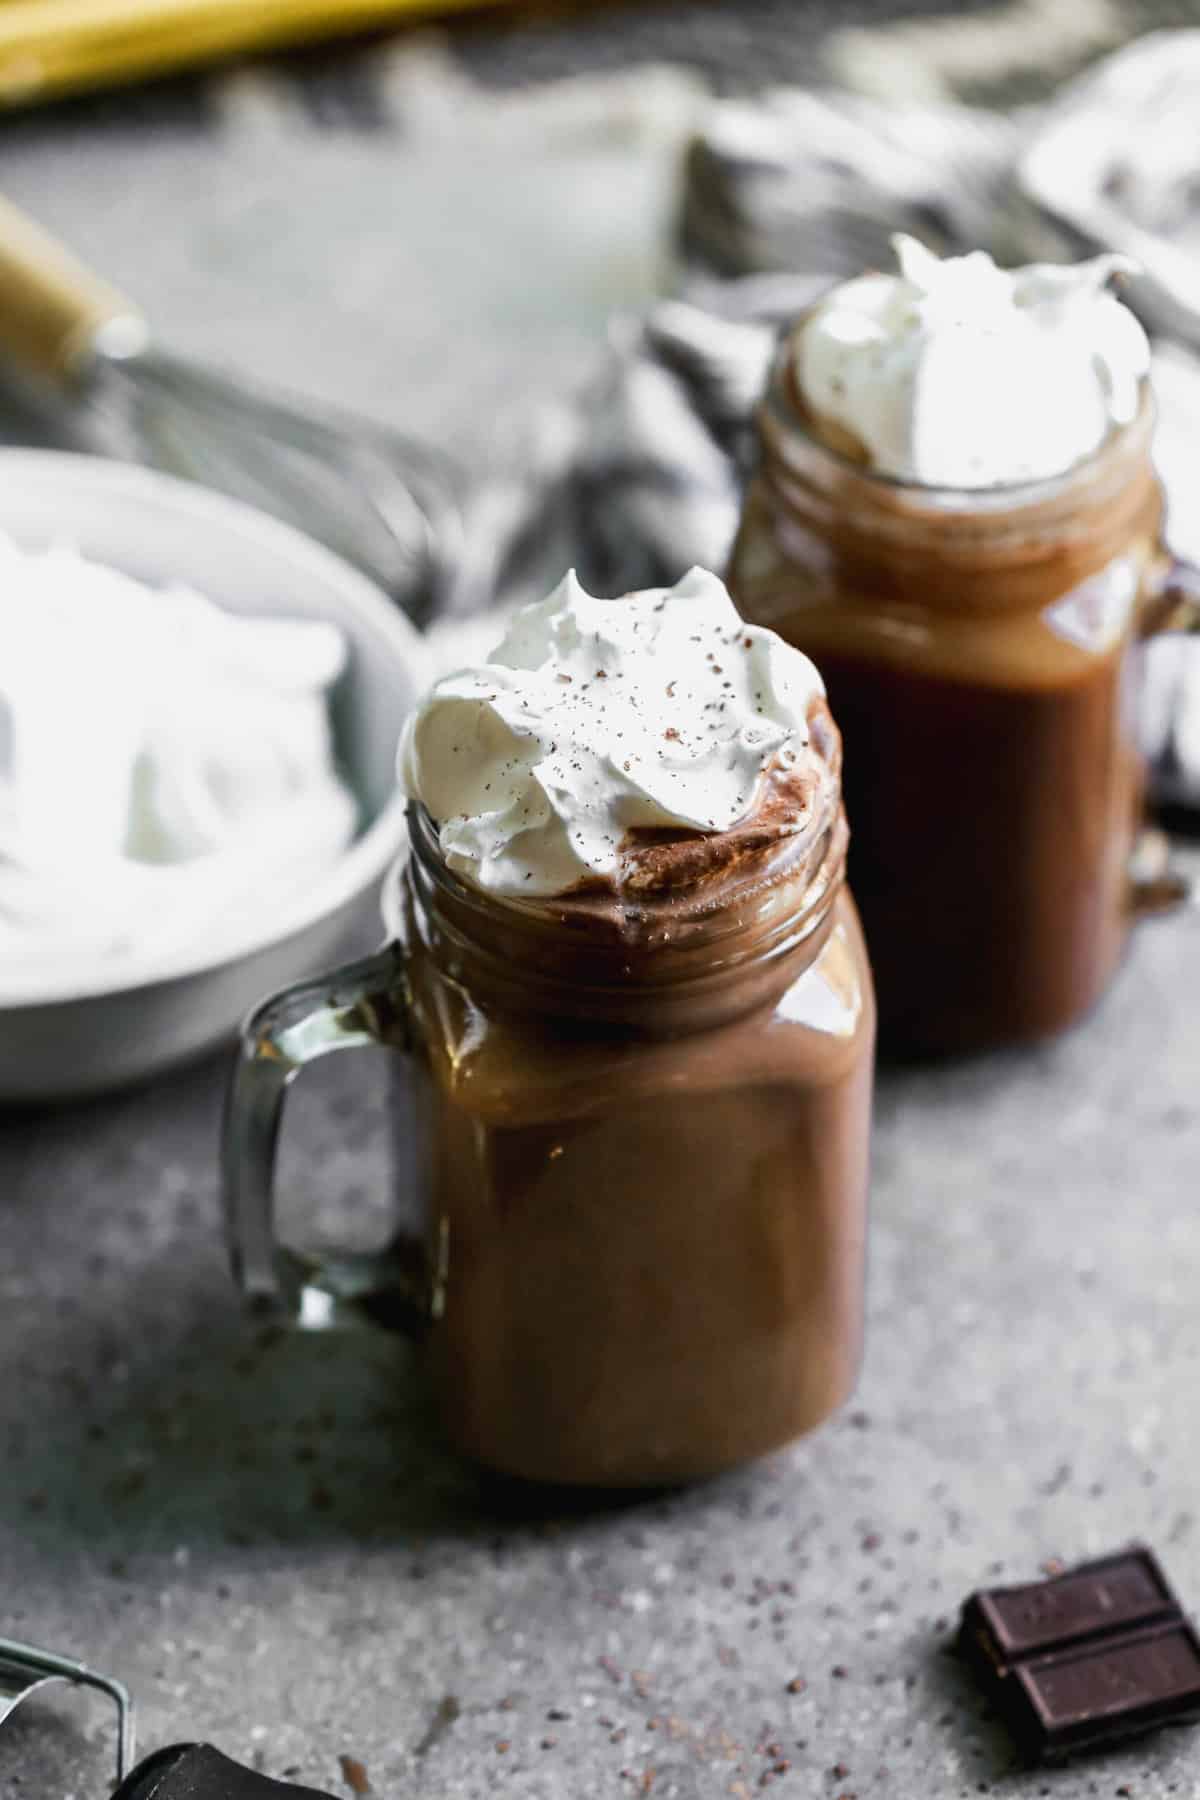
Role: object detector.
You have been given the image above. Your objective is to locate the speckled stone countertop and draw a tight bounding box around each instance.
[4,7,1200,1797]
[4,873,1200,1800]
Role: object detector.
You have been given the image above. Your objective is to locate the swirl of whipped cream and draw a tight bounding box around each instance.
[794,235,1151,487]
[398,567,825,897]
[0,536,358,999]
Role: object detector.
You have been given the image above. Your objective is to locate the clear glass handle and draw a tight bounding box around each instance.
[1132,554,1200,914]
[221,943,429,1337]
[1142,553,1200,639]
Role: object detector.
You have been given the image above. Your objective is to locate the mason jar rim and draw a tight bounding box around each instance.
[383,798,848,1028]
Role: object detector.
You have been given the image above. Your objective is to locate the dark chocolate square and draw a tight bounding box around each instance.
[1012,1620,1200,1759]
[958,1547,1200,1764]
[964,1547,1177,1666]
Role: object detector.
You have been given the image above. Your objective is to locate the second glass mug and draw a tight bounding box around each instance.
[223,775,875,1488]
[729,360,1200,1055]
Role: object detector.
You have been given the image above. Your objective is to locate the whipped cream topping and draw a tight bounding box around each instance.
[795,235,1151,487]
[399,567,825,897]
[0,537,357,997]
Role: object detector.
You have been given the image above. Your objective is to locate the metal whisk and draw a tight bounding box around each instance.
[0,194,463,627]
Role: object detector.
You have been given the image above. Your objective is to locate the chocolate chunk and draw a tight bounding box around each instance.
[1011,1621,1200,1760]
[963,1547,1178,1665]
[959,1548,1200,1762]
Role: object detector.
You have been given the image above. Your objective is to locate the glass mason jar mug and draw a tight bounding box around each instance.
[223,769,875,1488]
[729,357,1200,1055]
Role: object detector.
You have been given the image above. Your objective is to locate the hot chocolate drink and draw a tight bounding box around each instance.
[224,568,875,1486]
[393,568,874,1483]
[729,240,1170,1053]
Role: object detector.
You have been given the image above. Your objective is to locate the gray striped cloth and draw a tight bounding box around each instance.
[437,34,1200,809]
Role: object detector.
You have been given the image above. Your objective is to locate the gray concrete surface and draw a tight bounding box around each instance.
[4,5,1200,1798]
[4,875,1200,1800]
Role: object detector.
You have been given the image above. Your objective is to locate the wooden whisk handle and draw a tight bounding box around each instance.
[0,191,143,382]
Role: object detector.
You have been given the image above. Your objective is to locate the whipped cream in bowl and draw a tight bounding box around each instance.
[400,566,830,901]
[0,452,425,1099]
[793,235,1151,489]
[1,540,359,994]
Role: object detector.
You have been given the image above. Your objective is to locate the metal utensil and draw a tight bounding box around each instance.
[0,193,462,626]
[0,1634,339,1798]
[0,1636,133,1785]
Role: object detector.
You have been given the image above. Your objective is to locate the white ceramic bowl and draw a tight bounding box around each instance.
[0,451,427,1102]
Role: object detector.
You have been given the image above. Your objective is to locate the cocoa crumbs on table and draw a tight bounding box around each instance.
[337,1755,371,1796]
